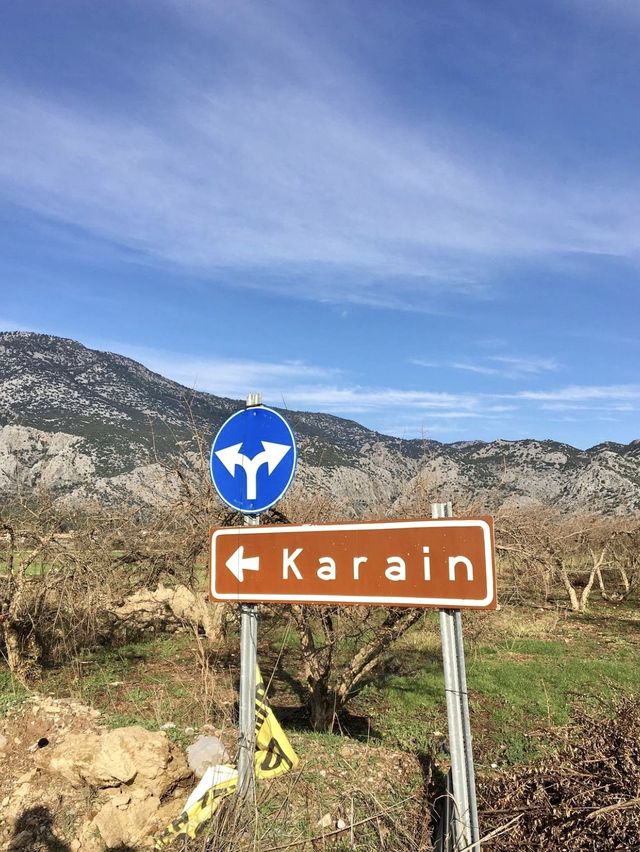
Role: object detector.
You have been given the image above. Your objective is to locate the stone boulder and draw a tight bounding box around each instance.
[92,789,162,849]
[48,726,192,849]
[109,583,224,640]
[50,725,189,793]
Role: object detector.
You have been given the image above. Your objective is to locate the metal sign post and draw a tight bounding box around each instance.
[209,394,297,801]
[237,516,259,800]
[433,502,480,851]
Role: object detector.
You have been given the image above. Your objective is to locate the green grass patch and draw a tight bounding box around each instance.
[0,557,51,576]
[2,599,636,785]
[103,711,159,731]
[34,631,230,738]
[0,670,29,717]
[360,614,640,767]
[358,658,445,753]
[100,710,191,746]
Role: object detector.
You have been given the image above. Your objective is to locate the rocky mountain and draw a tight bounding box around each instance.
[1,331,639,514]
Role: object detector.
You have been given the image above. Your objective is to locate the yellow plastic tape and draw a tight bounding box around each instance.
[254,670,298,780]
[155,666,298,848]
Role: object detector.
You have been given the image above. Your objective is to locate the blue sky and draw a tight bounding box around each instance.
[1,0,639,448]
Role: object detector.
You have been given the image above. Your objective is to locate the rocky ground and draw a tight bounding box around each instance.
[0,695,195,850]
[0,692,427,851]
[1,650,639,850]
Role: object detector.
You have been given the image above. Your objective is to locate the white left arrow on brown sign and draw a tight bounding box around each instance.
[226,546,260,582]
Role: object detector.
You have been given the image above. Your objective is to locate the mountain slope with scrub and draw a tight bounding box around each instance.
[0,331,639,514]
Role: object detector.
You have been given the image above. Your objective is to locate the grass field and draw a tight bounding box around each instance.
[3,598,637,762]
[1,597,638,849]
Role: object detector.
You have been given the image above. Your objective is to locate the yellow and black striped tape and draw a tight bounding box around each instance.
[154,666,298,848]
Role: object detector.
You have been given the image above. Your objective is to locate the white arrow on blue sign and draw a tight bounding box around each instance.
[210,406,297,514]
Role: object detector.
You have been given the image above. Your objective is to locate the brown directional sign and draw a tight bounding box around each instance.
[209,518,496,610]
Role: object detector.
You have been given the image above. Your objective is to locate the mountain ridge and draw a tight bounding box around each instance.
[1,331,638,514]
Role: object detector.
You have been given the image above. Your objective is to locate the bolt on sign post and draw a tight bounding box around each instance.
[209,395,297,800]
[432,502,480,852]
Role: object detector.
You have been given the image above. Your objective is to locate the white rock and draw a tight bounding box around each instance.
[186,735,230,779]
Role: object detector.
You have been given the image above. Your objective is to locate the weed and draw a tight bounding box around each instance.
[0,670,28,716]
[103,711,158,731]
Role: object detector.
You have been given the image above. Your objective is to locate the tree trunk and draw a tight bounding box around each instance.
[618,565,631,595]
[308,677,337,732]
[1,619,41,683]
[578,548,607,612]
[557,563,581,612]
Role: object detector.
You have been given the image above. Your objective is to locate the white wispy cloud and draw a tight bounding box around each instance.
[275,385,481,412]
[101,340,496,425]
[41,336,637,440]
[517,384,640,403]
[1,1,640,309]
[110,343,339,402]
[414,355,560,378]
[410,359,440,369]
[451,362,503,376]
[488,356,559,374]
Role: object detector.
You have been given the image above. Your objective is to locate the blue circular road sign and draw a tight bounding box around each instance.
[210,406,297,514]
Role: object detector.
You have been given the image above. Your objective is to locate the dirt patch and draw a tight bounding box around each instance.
[1,697,89,849]
[0,693,432,851]
[0,695,194,850]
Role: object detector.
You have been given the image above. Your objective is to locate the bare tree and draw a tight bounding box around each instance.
[271,490,424,731]
[290,603,422,730]
[494,508,627,613]
[0,479,229,681]
[597,519,640,601]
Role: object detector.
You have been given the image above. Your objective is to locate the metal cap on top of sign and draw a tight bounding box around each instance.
[210,404,297,514]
